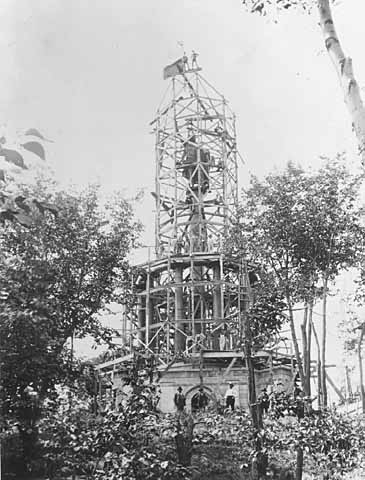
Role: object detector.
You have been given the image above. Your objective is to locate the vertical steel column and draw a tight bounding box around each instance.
[232,113,239,208]
[219,253,225,322]
[222,98,228,237]
[213,261,222,350]
[155,119,161,257]
[174,265,185,353]
[137,296,145,343]
[213,262,222,321]
[145,248,152,347]
[190,256,195,351]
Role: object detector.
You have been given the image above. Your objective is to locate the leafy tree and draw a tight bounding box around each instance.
[263,392,365,479]
[0,129,52,225]
[0,178,142,476]
[341,283,365,414]
[229,159,363,408]
[241,0,365,164]
[340,309,365,414]
[230,163,312,394]
[39,357,190,480]
[295,158,364,406]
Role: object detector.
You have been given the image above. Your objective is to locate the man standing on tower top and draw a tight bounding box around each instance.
[191,50,199,69]
[182,52,189,71]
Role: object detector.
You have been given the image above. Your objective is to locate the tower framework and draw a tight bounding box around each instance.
[124,60,250,363]
[97,58,295,411]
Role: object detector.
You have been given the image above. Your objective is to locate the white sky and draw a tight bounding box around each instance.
[1,0,365,393]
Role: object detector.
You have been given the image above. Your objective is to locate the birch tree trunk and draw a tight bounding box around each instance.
[358,324,365,414]
[306,300,313,397]
[311,319,322,408]
[286,289,306,389]
[318,0,365,163]
[301,302,310,397]
[321,274,328,407]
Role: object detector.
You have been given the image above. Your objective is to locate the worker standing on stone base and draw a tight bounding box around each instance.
[225,383,236,411]
[174,386,186,412]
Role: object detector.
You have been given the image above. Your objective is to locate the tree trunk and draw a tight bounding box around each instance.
[242,303,266,479]
[246,339,266,479]
[18,427,39,477]
[175,413,194,466]
[311,319,322,409]
[318,0,365,163]
[295,447,304,480]
[345,365,353,401]
[286,291,305,389]
[321,275,328,407]
[247,353,262,431]
[301,302,309,396]
[358,324,365,414]
[306,300,313,397]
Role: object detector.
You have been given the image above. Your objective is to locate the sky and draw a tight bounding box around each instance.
[1,0,365,394]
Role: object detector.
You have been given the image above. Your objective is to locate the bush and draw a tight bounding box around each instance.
[39,381,190,479]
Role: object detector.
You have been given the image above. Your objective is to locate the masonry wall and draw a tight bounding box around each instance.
[158,361,293,413]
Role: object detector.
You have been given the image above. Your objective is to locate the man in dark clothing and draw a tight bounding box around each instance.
[259,388,270,415]
[174,386,186,412]
[192,387,209,412]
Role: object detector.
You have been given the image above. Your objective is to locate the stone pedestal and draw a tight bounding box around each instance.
[158,358,293,412]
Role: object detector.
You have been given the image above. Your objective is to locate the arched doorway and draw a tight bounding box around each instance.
[186,385,216,413]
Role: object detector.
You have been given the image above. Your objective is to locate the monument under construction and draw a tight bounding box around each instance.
[96,55,293,411]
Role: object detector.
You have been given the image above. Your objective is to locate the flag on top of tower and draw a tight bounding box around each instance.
[163,57,186,80]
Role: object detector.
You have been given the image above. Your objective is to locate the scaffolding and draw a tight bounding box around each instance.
[151,62,238,257]
[119,57,253,364]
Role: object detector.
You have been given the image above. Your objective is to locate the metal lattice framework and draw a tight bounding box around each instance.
[124,254,251,365]
[151,66,238,257]
[121,60,250,364]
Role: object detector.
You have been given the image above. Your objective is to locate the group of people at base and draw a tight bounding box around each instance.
[173,383,238,413]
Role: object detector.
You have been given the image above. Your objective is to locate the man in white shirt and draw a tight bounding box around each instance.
[225,383,236,411]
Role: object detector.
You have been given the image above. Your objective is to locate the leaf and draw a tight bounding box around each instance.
[31,199,58,217]
[14,196,31,214]
[39,201,59,216]
[24,128,48,140]
[0,169,5,182]
[21,141,46,161]
[0,148,27,169]
[0,210,15,223]
[32,199,45,214]
[13,212,32,227]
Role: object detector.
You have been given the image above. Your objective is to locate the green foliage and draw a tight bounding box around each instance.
[0,178,142,476]
[230,159,363,297]
[40,378,190,480]
[241,0,323,17]
[249,284,288,349]
[265,410,365,478]
[0,130,54,225]
[253,390,365,478]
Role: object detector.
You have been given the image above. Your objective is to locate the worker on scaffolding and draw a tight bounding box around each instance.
[182,52,189,71]
[175,236,184,254]
[185,331,194,355]
[219,327,227,351]
[195,332,206,350]
[191,50,199,69]
[207,234,215,252]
